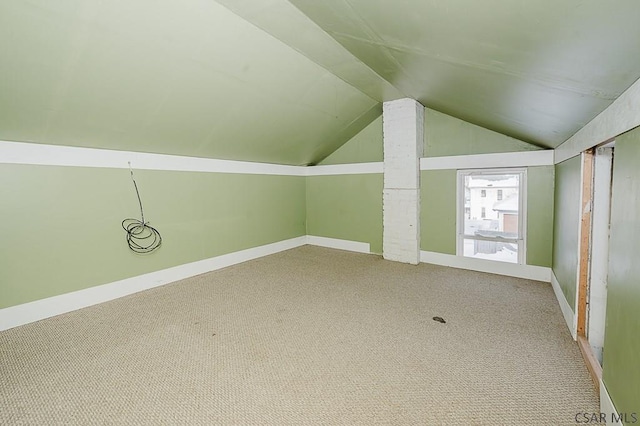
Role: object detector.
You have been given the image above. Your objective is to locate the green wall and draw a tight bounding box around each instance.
[420,167,554,266]
[551,156,581,311]
[309,117,383,253]
[318,116,383,165]
[424,109,542,157]
[526,166,555,267]
[1,109,557,311]
[0,164,306,308]
[602,127,640,415]
[315,105,556,265]
[317,107,545,164]
[421,170,457,255]
[306,174,383,254]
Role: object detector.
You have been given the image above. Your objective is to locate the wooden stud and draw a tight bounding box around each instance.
[577,149,594,337]
[577,335,602,392]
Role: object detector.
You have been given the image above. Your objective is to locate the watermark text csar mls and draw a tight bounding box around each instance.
[575,412,638,423]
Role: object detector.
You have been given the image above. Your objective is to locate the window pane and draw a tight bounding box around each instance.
[463,238,518,263]
[463,173,520,239]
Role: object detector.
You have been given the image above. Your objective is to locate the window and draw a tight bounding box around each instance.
[457,169,526,264]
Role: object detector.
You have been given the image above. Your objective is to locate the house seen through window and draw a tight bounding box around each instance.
[458,169,526,264]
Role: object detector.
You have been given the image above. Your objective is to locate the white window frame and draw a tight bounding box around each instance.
[456,168,527,264]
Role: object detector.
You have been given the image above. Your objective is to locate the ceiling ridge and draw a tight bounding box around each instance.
[330,31,619,100]
[211,0,405,103]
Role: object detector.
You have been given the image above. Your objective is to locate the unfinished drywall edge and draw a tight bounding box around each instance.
[306,236,371,253]
[420,150,553,170]
[420,251,551,282]
[588,147,614,360]
[552,270,578,340]
[0,236,307,331]
[555,77,640,164]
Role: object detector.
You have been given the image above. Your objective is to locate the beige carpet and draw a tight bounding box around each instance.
[1,246,598,425]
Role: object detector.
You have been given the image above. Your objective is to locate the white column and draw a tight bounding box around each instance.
[382,98,424,264]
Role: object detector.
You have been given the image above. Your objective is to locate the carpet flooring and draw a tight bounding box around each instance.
[1,246,598,425]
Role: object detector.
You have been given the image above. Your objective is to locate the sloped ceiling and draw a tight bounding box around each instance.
[289,0,640,148]
[0,0,379,165]
[1,1,640,164]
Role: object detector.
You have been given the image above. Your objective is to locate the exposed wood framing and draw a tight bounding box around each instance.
[577,149,594,336]
[577,335,602,393]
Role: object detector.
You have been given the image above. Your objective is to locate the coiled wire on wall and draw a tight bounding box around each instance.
[122,164,162,254]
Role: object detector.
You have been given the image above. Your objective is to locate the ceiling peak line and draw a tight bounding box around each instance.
[333,0,418,93]
[328,31,619,101]
[212,0,404,103]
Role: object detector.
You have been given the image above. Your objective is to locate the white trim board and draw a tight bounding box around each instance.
[0,140,306,176]
[555,76,640,164]
[306,235,371,253]
[0,140,387,177]
[600,381,625,425]
[420,251,551,282]
[420,150,553,171]
[0,236,307,331]
[551,271,577,340]
[0,142,555,176]
[306,162,383,176]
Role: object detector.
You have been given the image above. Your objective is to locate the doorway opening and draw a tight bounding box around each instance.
[586,143,614,365]
[576,141,615,391]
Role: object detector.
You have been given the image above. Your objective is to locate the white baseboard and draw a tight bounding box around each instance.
[600,381,624,424]
[420,251,551,282]
[0,240,562,332]
[0,236,307,331]
[306,235,371,254]
[550,271,577,340]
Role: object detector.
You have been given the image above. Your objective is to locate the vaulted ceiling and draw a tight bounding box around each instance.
[1,0,639,165]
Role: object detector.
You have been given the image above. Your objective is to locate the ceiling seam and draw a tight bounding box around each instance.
[212,0,405,104]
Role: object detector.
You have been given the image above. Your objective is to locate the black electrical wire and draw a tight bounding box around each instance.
[122,164,162,254]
